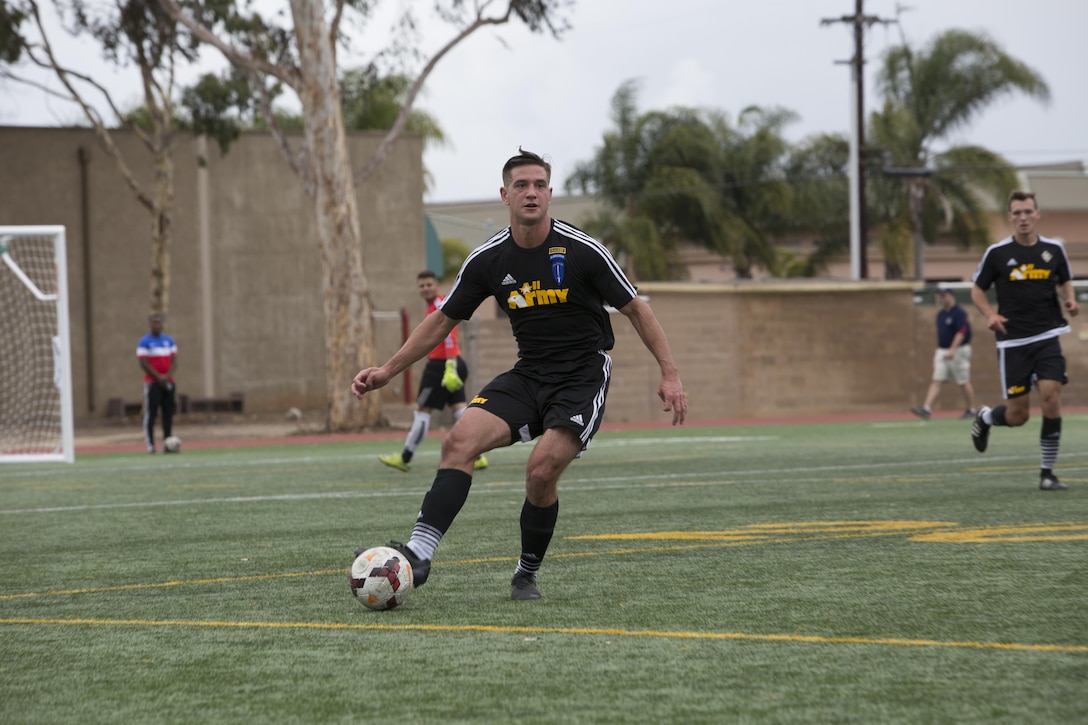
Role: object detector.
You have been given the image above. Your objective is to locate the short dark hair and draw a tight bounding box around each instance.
[417,270,438,281]
[1007,190,1038,211]
[502,147,551,186]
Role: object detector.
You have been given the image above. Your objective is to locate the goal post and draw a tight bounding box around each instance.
[0,226,75,463]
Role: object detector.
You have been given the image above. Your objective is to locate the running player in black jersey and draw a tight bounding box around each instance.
[970,190,1078,490]
[352,149,687,599]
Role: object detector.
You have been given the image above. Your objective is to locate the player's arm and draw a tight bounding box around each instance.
[617,296,687,425]
[971,283,1006,335]
[1058,280,1079,318]
[352,311,458,398]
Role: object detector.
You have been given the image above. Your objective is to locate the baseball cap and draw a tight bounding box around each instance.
[936,285,954,294]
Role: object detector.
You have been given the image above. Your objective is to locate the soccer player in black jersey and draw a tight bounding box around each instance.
[352,149,687,599]
[970,190,1079,490]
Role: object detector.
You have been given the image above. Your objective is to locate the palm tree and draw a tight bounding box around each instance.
[565,80,689,280]
[568,82,814,280]
[869,29,1049,279]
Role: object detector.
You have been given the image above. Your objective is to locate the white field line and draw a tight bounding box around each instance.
[3,449,1088,515]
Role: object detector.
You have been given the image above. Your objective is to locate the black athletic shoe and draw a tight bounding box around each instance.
[971,407,991,453]
[510,570,542,601]
[352,542,430,587]
[910,406,931,420]
[1039,474,1068,491]
[387,541,429,588]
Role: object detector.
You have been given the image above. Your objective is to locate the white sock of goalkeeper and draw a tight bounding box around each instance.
[402,410,430,463]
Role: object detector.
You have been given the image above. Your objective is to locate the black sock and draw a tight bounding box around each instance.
[517,499,559,575]
[417,469,473,533]
[991,405,1008,426]
[1040,416,1061,474]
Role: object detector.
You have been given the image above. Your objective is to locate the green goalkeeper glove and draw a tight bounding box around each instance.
[442,359,464,392]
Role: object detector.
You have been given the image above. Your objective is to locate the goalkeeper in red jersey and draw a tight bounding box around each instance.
[378,270,487,473]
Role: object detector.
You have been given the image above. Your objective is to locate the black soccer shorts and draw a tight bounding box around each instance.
[469,352,612,451]
[416,357,468,410]
[997,337,1067,399]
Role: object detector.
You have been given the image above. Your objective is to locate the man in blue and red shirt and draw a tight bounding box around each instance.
[137,313,177,454]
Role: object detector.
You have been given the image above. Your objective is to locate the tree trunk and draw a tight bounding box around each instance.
[291,0,379,431]
[149,121,175,315]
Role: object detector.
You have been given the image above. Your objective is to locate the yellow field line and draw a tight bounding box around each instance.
[1,616,1082,653]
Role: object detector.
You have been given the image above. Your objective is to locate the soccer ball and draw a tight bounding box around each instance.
[163,436,182,453]
[349,546,413,610]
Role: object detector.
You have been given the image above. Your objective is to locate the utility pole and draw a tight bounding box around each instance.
[821,0,895,280]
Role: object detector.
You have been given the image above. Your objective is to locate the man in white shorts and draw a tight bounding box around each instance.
[911,286,977,420]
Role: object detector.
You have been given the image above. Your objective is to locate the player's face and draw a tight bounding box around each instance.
[1008,199,1040,237]
[500,165,552,225]
[417,277,439,303]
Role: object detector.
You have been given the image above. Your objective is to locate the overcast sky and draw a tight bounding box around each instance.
[3,0,1085,205]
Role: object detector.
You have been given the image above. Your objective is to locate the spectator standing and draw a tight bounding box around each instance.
[137,313,177,454]
[911,286,977,419]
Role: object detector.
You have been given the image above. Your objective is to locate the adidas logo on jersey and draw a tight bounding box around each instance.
[1007,258,1018,266]
[501,274,517,285]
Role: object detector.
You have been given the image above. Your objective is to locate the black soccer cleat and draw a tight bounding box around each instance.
[510,570,542,601]
[1039,474,1068,491]
[352,542,430,588]
[971,407,991,453]
[374,541,429,588]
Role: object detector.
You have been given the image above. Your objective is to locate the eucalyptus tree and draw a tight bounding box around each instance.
[0,0,216,315]
[155,0,573,430]
[869,29,1049,279]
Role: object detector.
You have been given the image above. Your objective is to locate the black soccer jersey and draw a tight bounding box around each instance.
[439,219,638,367]
[972,235,1073,345]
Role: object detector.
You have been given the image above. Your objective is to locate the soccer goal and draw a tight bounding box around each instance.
[0,226,75,463]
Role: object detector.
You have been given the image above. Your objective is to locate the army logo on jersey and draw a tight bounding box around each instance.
[1009,263,1052,282]
[507,280,570,309]
[549,246,566,286]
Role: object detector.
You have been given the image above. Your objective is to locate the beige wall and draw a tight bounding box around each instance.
[0,127,426,420]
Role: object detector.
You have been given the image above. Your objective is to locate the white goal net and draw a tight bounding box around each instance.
[0,226,74,463]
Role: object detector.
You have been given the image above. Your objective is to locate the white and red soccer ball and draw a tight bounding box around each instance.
[349,546,413,610]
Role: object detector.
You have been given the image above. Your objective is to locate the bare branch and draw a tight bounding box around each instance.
[353,1,516,183]
[157,0,302,90]
[247,69,314,195]
[24,4,154,209]
[329,0,346,59]
[18,45,135,133]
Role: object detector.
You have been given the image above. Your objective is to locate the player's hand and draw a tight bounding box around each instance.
[352,367,390,399]
[658,375,687,426]
[1065,298,1079,317]
[442,359,464,392]
[986,313,1008,335]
